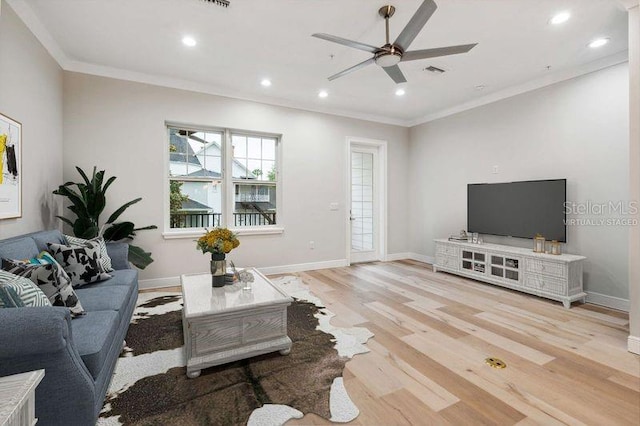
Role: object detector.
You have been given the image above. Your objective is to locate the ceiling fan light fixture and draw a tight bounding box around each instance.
[375,51,402,67]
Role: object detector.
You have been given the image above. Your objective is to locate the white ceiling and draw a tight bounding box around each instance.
[13,0,629,126]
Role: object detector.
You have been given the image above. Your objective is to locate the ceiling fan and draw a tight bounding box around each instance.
[312,0,477,83]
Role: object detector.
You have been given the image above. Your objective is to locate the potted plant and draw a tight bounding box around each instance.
[196,227,240,287]
[53,166,157,269]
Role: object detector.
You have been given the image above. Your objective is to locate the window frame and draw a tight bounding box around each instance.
[163,122,283,239]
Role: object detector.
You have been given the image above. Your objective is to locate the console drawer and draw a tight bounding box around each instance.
[436,244,458,257]
[525,259,566,278]
[523,274,567,296]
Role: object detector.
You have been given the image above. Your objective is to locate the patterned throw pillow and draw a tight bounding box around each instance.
[0,270,51,308]
[64,235,114,272]
[0,283,25,308]
[1,257,84,316]
[47,241,112,288]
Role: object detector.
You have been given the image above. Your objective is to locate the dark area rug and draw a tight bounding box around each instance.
[100,285,369,426]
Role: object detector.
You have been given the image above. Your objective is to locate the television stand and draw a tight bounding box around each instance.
[433,239,586,309]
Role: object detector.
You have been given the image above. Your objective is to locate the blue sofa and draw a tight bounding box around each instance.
[0,230,138,426]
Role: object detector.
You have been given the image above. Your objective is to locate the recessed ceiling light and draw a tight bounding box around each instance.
[318,90,328,98]
[475,85,485,91]
[261,79,272,87]
[182,36,197,47]
[550,11,570,25]
[589,38,609,48]
[395,88,406,96]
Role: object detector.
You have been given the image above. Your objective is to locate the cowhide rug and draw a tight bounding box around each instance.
[99,276,373,425]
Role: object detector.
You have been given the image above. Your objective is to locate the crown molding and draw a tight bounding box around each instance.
[6,0,632,129]
[408,50,629,127]
[618,0,639,10]
[6,0,70,67]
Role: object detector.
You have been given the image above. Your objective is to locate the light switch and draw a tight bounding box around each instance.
[330,202,339,211]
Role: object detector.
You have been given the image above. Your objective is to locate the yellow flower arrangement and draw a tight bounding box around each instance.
[197,227,240,255]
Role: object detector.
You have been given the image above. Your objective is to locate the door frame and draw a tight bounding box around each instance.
[345,137,387,265]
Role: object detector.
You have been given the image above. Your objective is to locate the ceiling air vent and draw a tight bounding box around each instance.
[200,0,230,7]
[424,66,446,74]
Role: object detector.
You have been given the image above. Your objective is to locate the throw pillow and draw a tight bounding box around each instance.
[47,241,112,287]
[0,270,51,308]
[64,235,114,272]
[0,283,24,308]
[1,258,84,316]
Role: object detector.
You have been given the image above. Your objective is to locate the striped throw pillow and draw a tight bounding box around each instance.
[65,235,114,272]
[0,283,25,308]
[0,270,51,307]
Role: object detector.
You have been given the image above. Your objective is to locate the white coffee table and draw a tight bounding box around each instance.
[181,269,293,378]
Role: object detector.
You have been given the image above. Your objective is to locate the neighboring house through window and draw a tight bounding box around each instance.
[167,125,280,233]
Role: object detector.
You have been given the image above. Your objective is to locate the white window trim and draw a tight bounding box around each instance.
[163,122,283,239]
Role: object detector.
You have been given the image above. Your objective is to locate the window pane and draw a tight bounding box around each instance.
[169,180,222,229]
[247,137,261,159]
[233,183,276,227]
[169,128,223,178]
[262,139,276,160]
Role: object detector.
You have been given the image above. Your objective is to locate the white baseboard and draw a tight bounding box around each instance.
[628,336,640,355]
[408,252,435,264]
[139,276,181,290]
[258,259,349,276]
[585,291,630,312]
[385,252,411,261]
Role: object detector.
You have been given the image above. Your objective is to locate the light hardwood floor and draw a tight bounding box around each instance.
[283,260,639,426]
[145,261,640,425]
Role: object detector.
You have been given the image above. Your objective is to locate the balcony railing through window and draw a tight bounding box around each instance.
[170,212,276,228]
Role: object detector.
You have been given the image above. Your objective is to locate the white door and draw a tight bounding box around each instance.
[350,146,380,263]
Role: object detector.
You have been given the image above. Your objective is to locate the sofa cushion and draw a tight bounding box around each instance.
[101,269,138,287]
[65,235,114,273]
[71,310,119,379]
[2,258,84,316]
[74,286,132,321]
[0,238,38,261]
[47,242,112,288]
[0,270,51,307]
[31,230,65,253]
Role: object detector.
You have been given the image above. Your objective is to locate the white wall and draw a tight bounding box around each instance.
[0,1,63,238]
[409,63,630,300]
[63,73,410,282]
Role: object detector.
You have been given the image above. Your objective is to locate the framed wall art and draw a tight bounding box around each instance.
[0,112,22,219]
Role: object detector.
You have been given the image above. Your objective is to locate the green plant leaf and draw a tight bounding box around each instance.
[103,221,135,241]
[133,225,158,232]
[103,176,117,193]
[55,215,74,227]
[128,244,154,270]
[76,166,92,186]
[106,198,142,224]
[73,217,99,239]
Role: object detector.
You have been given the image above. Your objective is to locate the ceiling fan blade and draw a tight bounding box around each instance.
[382,65,407,84]
[312,33,381,54]
[328,57,376,81]
[401,43,478,62]
[394,0,437,51]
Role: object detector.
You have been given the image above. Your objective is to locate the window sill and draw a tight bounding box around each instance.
[162,227,284,240]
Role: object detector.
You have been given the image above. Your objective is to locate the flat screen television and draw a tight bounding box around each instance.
[467,179,567,242]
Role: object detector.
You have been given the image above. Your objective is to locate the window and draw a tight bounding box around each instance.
[167,125,280,234]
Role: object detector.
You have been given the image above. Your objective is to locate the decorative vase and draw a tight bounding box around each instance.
[210,253,226,287]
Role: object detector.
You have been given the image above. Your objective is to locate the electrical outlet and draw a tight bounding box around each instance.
[309,241,315,249]
[492,165,499,174]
